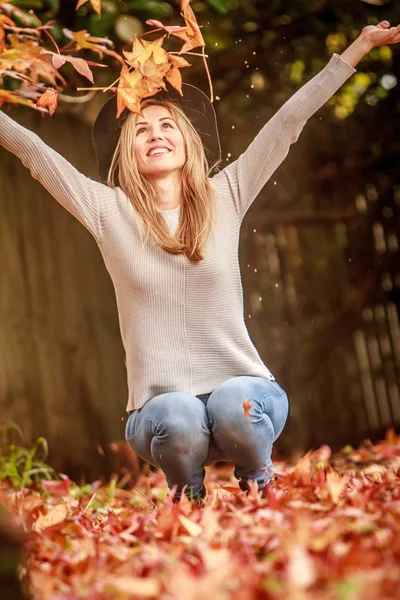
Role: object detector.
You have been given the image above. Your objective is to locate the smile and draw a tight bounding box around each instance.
[147,147,171,157]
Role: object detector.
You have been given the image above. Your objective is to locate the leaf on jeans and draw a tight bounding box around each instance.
[243,398,253,418]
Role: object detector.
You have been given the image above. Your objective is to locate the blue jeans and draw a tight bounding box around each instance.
[125,376,289,500]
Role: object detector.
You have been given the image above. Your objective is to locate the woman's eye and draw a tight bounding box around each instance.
[137,128,146,135]
[162,122,173,129]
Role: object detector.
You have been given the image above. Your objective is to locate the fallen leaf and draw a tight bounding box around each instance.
[32,502,68,532]
[178,514,203,537]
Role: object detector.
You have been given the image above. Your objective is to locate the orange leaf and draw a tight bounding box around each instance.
[165,65,183,95]
[36,88,58,115]
[76,0,101,15]
[62,29,123,63]
[0,89,40,110]
[172,1,205,53]
[243,398,253,418]
[169,54,191,69]
[140,55,170,87]
[123,36,167,69]
[117,65,159,117]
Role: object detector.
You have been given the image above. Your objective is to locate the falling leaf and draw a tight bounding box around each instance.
[172,0,205,53]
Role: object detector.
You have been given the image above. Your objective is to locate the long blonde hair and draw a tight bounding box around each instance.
[107,98,220,263]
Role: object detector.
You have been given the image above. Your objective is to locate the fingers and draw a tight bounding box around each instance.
[377,21,390,29]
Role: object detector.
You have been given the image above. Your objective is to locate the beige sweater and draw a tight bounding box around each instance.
[0,53,356,412]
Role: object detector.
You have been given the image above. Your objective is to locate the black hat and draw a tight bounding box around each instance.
[92,83,221,183]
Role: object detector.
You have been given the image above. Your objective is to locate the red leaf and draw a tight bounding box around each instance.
[41,475,70,494]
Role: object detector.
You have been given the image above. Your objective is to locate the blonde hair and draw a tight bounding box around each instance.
[107,98,220,263]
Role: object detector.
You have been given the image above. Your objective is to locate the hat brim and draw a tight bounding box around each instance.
[92,84,221,183]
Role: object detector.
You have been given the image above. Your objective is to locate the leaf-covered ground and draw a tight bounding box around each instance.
[1,431,400,600]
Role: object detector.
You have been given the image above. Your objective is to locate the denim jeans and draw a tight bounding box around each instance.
[125,375,289,501]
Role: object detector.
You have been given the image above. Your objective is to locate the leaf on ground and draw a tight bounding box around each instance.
[32,502,68,532]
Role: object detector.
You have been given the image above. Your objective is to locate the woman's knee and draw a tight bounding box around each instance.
[207,376,289,439]
[152,392,210,443]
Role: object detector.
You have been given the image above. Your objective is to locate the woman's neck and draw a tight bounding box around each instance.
[149,171,183,211]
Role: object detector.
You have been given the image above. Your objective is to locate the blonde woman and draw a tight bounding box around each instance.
[1,21,399,504]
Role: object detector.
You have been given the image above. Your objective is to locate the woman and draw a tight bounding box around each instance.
[1,21,399,504]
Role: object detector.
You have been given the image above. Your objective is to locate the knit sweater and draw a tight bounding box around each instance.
[0,53,356,412]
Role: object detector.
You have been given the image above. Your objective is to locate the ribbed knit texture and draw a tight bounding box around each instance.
[0,53,356,411]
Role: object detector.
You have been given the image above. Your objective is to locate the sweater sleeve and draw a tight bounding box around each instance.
[0,109,117,243]
[211,53,356,221]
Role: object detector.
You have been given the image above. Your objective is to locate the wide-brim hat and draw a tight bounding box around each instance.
[92,83,221,183]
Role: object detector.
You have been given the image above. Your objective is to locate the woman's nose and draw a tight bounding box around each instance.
[149,130,164,141]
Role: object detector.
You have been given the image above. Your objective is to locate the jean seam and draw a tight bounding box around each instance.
[126,415,158,443]
[258,389,289,442]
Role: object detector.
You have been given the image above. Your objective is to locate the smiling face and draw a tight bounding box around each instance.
[133,104,187,178]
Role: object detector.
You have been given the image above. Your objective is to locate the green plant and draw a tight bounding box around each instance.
[0,421,55,489]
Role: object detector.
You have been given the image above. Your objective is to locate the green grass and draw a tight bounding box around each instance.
[0,421,55,489]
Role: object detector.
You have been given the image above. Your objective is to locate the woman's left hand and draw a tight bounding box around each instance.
[361,20,400,49]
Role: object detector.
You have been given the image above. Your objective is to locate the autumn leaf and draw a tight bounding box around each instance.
[0,87,42,112]
[117,65,157,117]
[123,36,167,69]
[178,514,203,537]
[41,475,71,496]
[172,0,205,53]
[41,50,106,83]
[76,0,101,15]
[62,29,123,64]
[36,87,58,115]
[243,398,253,418]
[32,503,68,532]
[146,19,188,35]
[0,14,14,51]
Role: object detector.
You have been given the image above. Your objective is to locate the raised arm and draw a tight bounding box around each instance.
[212,20,400,221]
[0,110,117,243]
[211,52,356,221]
